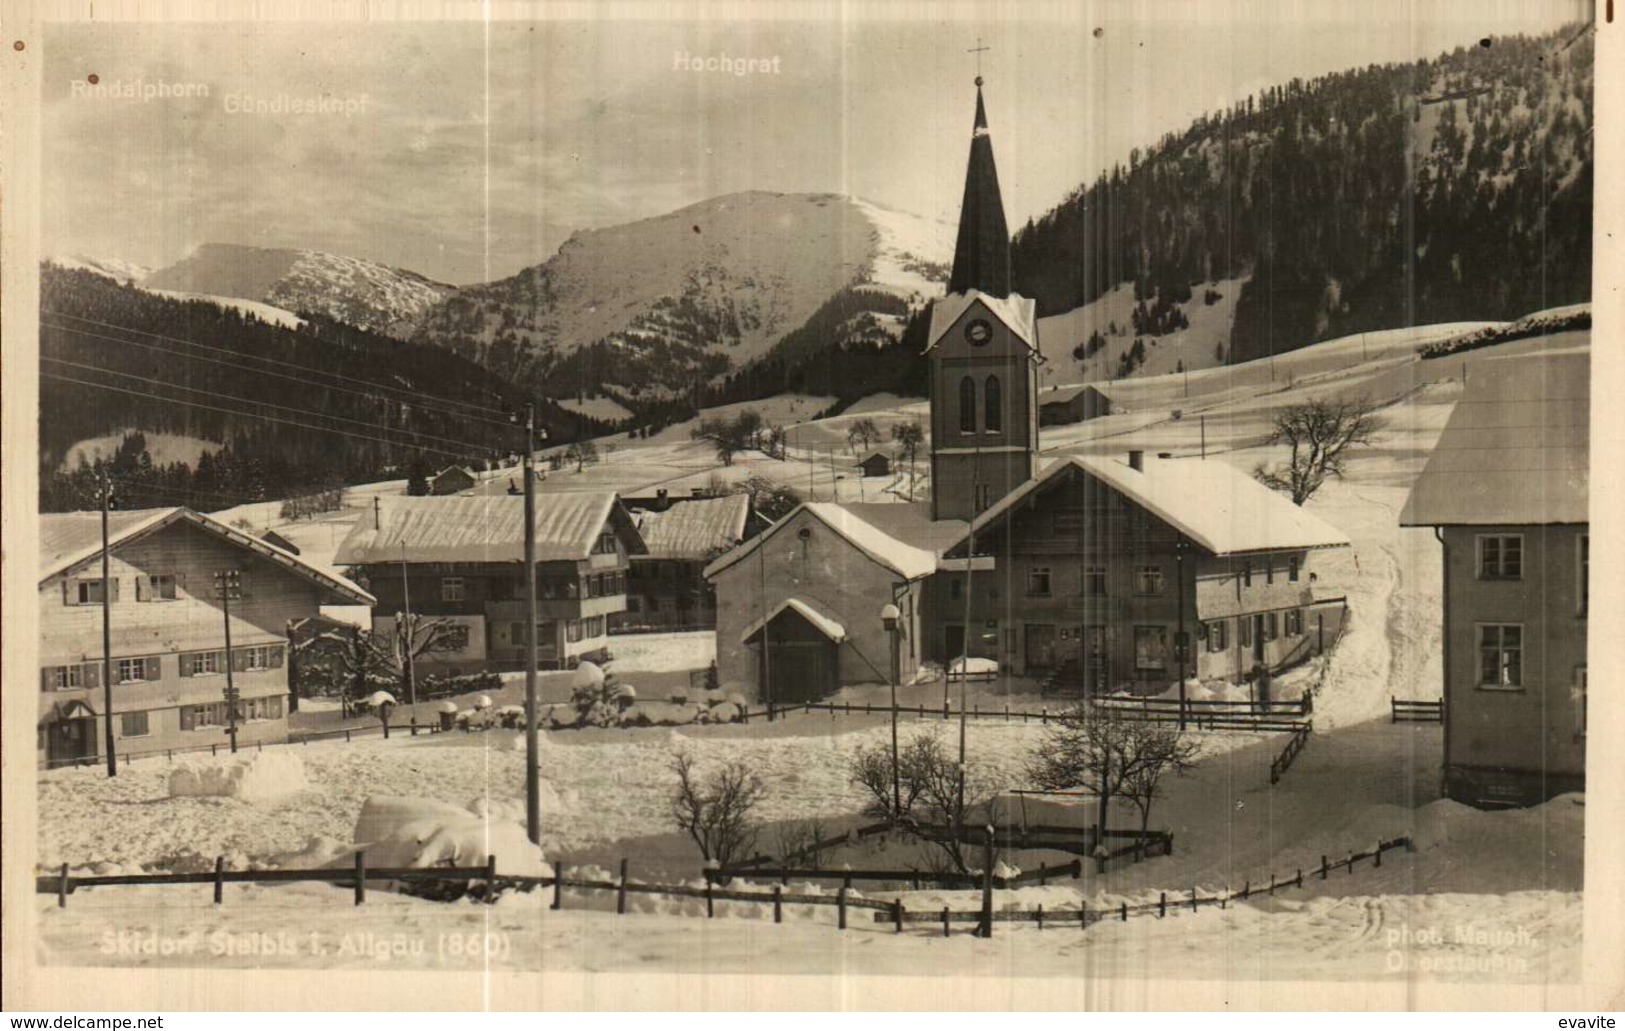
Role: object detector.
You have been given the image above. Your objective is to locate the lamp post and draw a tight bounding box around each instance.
[99,472,117,777]
[881,601,902,819]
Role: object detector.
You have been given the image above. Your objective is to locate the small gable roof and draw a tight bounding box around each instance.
[704,501,939,581]
[335,493,646,565]
[39,507,374,604]
[1401,351,1588,526]
[740,597,848,645]
[1042,383,1112,407]
[951,454,1351,558]
[925,290,1040,356]
[631,494,751,561]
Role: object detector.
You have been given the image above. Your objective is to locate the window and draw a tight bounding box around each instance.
[240,696,284,721]
[984,375,1002,432]
[1134,626,1168,671]
[1288,557,1301,583]
[236,644,285,670]
[441,577,466,602]
[974,483,992,512]
[1026,566,1052,597]
[137,574,178,601]
[1478,624,1523,689]
[566,619,583,643]
[116,656,160,683]
[182,703,227,730]
[67,577,117,605]
[596,530,618,555]
[1578,535,1589,617]
[1134,564,1165,596]
[120,711,150,737]
[180,650,226,677]
[949,578,963,601]
[1082,566,1107,597]
[1574,666,1587,740]
[959,376,977,433]
[1205,621,1227,653]
[44,664,85,691]
[1284,609,1303,636]
[1478,535,1523,580]
[1264,612,1279,641]
[1238,617,1252,648]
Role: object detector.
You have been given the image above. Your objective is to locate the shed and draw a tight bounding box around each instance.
[430,466,479,496]
[855,450,892,477]
[1038,384,1113,426]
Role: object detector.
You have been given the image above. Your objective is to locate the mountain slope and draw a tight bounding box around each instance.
[144,243,455,338]
[1011,25,1593,369]
[410,191,952,404]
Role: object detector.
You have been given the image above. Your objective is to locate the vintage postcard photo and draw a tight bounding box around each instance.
[2,0,1618,1013]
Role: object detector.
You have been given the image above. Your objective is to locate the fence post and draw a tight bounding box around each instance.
[1039,862,1048,887]
[552,863,564,910]
[893,899,903,933]
[487,854,498,903]
[1241,880,1250,900]
[1120,902,1127,922]
[1071,859,1082,880]
[1042,707,1048,725]
[1347,852,1354,875]
[353,851,366,906]
[58,863,69,908]
[1191,888,1198,912]
[774,886,783,924]
[1159,892,1166,918]
[1320,855,1329,880]
[837,886,847,930]
[1296,868,1303,888]
[214,855,224,905]
[942,906,951,938]
[411,717,418,737]
[1268,873,1275,896]
[1036,903,1044,930]
[211,743,218,756]
[345,729,352,743]
[616,858,628,915]
[978,827,995,938]
[1374,842,1382,868]
[706,879,715,918]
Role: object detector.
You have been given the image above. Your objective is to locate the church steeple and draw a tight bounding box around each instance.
[947,77,1012,298]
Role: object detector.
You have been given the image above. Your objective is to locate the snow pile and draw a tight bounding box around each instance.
[353,795,551,877]
[167,752,309,802]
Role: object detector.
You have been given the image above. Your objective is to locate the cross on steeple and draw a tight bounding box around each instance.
[968,37,991,83]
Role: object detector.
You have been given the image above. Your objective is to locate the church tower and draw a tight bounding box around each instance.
[928,77,1041,522]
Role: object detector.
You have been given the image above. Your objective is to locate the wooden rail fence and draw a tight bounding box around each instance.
[1390,697,1444,723]
[1269,722,1313,784]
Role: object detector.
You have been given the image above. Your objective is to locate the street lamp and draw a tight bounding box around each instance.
[881,601,902,820]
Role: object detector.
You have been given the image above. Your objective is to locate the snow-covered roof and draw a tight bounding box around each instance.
[925,290,1039,354]
[1401,351,1588,526]
[1041,383,1112,406]
[740,597,848,644]
[703,502,940,581]
[39,507,375,605]
[631,494,750,561]
[952,454,1351,558]
[855,449,892,466]
[335,493,646,565]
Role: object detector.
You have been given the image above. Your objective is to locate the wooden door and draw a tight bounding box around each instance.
[1024,624,1058,671]
[48,718,95,766]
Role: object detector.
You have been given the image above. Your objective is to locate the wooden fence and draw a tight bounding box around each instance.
[738,697,1307,733]
[38,835,1411,940]
[706,858,1084,892]
[1391,697,1444,723]
[1268,722,1313,784]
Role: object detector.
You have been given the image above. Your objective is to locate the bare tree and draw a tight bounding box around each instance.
[379,612,464,707]
[847,731,993,875]
[670,752,765,869]
[773,817,831,869]
[691,411,761,467]
[891,421,924,500]
[1027,707,1197,842]
[846,418,881,455]
[1254,399,1379,505]
[295,624,392,718]
[762,424,788,460]
[564,439,599,472]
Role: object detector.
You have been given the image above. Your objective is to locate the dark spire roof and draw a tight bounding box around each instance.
[947,80,1012,298]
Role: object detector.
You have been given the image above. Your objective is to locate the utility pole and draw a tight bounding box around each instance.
[521,403,543,846]
[373,495,381,530]
[213,569,242,753]
[99,473,117,777]
[1175,539,1189,731]
[399,541,415,708]
[882,599,903,819]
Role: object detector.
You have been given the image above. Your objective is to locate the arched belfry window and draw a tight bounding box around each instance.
[985,375,1003,432]
[959,376,977,433]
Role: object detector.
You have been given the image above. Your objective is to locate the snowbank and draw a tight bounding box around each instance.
[353,795,551,877]
[167,752,309,802]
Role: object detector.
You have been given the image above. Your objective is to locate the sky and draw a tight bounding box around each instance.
[41,1,1587,285]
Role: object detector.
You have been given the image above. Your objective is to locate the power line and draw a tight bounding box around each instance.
[42,372,490,461]
[42,356,496,454]
[41,310,519,426]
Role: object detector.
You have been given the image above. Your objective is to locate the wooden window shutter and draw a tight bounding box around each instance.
[178,653,194,677]
[145,656,162,681]
[180,706,195,731]
[269,646,284,669]
[109,578,121,602]
[135,576,148,602]
[62,580,76,605]
[41,667,56,691]
[83,662,102,688]
[232,649,250,673]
